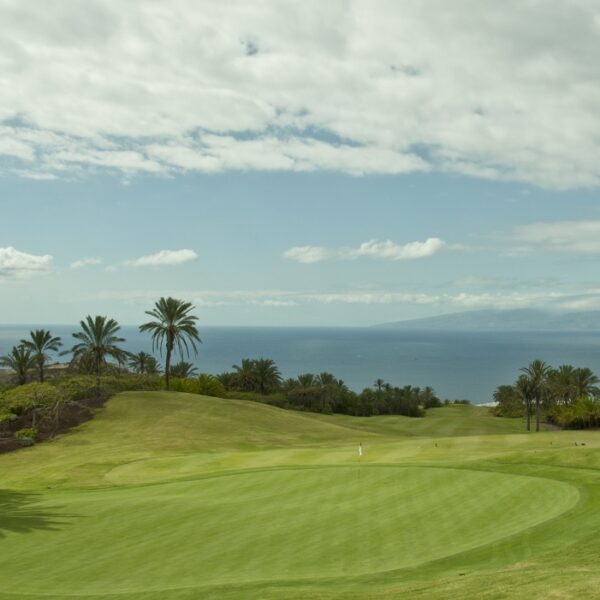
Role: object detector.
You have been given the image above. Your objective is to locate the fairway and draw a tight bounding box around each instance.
[0,392,599,599]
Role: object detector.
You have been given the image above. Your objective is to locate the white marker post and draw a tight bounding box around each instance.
[357,442,362,480]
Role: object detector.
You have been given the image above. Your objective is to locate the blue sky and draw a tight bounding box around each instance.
[1,2,600,325]
[2,172,600,326]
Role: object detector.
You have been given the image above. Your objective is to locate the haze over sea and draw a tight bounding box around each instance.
[3,325,600,404]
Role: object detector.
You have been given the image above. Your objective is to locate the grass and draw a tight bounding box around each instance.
[0,391,599,599]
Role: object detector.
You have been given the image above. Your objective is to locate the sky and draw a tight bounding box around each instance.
[1,0,600,326]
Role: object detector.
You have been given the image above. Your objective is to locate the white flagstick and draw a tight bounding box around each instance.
[357,442,362,480]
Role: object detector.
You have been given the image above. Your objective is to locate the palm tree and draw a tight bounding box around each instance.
[520,359,551,432]
[20,329,62,383]
[145,356,161,375]
[232,359,257,391]
[573,367,599,399]
[215,371,237,390]
[170,361,198,379]
[297,373,316,389]
[317,372,338,387]
[252,358,282,394]
[374,378,386,394]
[516,374,534,431]
[69,316,128,394]
[547,365,577,406]
[128,351,154,375]
[0,345,36,385]
[139,297,201,390]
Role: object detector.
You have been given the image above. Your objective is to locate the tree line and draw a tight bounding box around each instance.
[213,358,458,417]
[493,359,600,429]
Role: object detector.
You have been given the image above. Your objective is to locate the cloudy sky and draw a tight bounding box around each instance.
[1,0,600,326]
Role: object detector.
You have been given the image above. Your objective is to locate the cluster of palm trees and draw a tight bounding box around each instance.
[0,297,201,391]
[494,359,600,430]
[0,330,63,385]
[216,358,283,395]
[215,363,439,417]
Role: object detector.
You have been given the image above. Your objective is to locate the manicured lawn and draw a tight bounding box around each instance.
[0,392,598,599]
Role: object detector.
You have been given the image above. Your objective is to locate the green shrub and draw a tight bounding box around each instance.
[0,411,15,427]
[1,383,63,415]
[53,374,163,401]
[169,374,226,397]
[549,397,600,429]
[14,427,37,440]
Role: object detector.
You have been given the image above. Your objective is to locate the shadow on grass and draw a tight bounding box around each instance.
[0,490,71,537]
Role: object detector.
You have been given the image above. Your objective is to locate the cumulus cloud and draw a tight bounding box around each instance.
[0,246,53,280]
[509,220,600,253]
[1,1,600,187]
[123,249,198,267]
[70,257,102,269]
[283,238,448,263]
[282,246,331,264]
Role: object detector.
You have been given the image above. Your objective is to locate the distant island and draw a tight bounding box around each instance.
[376,309,600,331]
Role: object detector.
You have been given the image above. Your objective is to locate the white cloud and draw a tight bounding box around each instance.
[0,246,52,280]
[283,238,448,263]
[95,287,556,311]
[123,249,198,268]
[282,246,331,264]
[70,257,102,269]
[509,220,600,253]
[1,2,600,187]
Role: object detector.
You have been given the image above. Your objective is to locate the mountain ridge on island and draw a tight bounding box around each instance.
[375,308,600,331]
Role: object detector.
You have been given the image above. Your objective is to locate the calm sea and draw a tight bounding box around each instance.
[2,325,600,404]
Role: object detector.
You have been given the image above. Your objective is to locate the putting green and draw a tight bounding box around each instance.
[0,465,578,596]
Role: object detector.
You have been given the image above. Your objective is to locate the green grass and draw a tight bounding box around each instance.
[0,391,599,599]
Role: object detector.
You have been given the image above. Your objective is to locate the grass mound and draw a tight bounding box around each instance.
[0,466,578,596]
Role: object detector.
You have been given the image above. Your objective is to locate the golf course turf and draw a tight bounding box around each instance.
[0,392,599,599]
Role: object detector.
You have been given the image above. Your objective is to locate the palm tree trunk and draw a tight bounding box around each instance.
[95,357,101,397]
[536,397,540,432]
[39,357,44,383]
[526,400,531,431]
[165,346,171,390]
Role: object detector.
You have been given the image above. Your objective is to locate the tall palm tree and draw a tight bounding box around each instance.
[520,359,551,432]
[128,351,154,375]
[0,345,36,385]
[139,297,201,390]
[69,316,128,393]
[21,329,62,383]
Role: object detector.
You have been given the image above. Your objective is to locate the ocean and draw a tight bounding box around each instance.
[2,325,600,404]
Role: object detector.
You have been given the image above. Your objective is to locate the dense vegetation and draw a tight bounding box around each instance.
[216,359,455,416]
[493,360,600,429]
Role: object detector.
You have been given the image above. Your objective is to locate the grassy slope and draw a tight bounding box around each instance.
[0,392,599,599]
